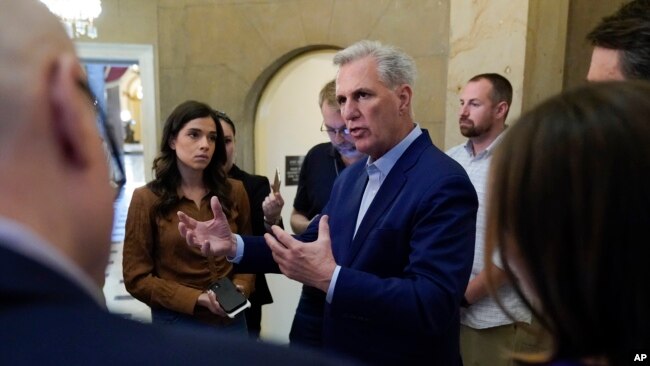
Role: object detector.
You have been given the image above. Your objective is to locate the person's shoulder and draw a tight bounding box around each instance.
[133,184,152,194]
[333,158,364,186]
[341,156,366,175]
[306,142,333,156]
[1,306,348,366]
[228,164,248,181]
[445,142,465,157]
[243,172,271,198]
[112,316,351,365]
[408,137,471,179]
[227,177,247,195]
[231,166,270,187]
[247,172,270,187]
[131,184,158,201]
[301,142,334,169]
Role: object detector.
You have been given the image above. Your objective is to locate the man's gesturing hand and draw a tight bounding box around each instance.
[264,215,336,292]
[178,196,237,257]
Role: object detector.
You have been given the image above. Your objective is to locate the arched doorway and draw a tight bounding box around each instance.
[254,49,338,343]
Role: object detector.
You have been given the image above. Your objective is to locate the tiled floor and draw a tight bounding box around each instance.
[103,147,151,322]
[104,241,151,322]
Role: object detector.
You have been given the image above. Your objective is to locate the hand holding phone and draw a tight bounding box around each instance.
[208,277,250,318]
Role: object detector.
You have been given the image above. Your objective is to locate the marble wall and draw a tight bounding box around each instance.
[444,0,570,150]
[81,0,450,172]
[523,0,570,111]
[78,0,628,170]
[563,0,628,89]
[444,0,528,150]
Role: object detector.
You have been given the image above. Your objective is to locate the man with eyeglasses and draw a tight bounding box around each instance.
[0,1,345,365]
[291,80,366,235]
[286,80,366,349]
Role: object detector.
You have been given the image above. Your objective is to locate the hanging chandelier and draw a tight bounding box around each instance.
[40,0,102,39]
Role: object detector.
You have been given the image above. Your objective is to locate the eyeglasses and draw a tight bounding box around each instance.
[320,123,350,137]
[77,80,127,200]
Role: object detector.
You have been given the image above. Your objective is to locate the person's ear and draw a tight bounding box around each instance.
[396,84,413,116]
[495,101,509,120]
[169,137,176,150]
[48,53,90,170]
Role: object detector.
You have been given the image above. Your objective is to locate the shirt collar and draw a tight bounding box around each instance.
[366,123,422,180]
[463,129,507,158]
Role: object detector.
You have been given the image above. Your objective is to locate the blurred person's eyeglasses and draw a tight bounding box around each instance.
[320,123,350,137]
[77,80,127,200]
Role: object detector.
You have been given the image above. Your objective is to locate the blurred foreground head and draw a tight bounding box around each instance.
[587,0,650,81]
[0,0,115,286]
[486,81,650,365]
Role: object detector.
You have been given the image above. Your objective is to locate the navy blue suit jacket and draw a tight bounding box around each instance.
[229,164,273,304]
[0,244,347,365]
[240,130,478,365]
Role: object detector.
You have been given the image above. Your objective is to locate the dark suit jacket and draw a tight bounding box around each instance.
[228,164,273,305]
[239,130,478,365]
[0,244,344,365]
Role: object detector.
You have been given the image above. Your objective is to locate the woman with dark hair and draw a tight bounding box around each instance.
[485,81,650,366]
[123,100,254,334]
[217,110,279,339]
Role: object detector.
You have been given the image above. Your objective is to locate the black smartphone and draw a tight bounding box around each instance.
[208,277,250,318]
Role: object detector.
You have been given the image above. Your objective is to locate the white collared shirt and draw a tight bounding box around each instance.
[447,134,532,328]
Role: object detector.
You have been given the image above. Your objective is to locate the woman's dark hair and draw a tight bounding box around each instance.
[485,81,650,365]
[215,110,236,136]
[147,100,232,218]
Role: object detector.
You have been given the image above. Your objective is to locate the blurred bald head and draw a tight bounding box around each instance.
[0,0,74,137]
[0,0,115,286]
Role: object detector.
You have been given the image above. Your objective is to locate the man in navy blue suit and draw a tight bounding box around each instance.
[0,1,346,365]
[179,40,478,365]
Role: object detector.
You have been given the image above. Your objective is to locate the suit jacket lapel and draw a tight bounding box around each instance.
[332,169,367,262]
[342,132,431,266]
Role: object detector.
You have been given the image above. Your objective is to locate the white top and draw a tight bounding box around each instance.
[447,135,531,328]
[0,217,106,307]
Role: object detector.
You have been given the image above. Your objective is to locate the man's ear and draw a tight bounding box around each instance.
[396,84,413,115]
[48,53,89,169]
[495,101,509,120]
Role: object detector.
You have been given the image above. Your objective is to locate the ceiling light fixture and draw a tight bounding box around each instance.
[40,0,102,39]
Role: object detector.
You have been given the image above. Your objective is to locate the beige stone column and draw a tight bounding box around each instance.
[444,0,569,150]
